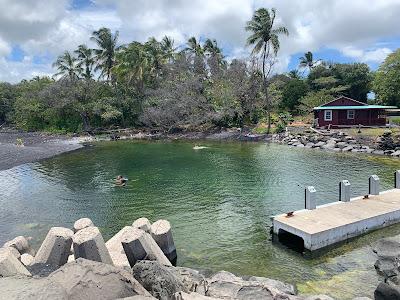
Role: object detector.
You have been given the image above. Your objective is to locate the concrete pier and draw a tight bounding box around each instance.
[273,173,400,251]
[274,189,400,250]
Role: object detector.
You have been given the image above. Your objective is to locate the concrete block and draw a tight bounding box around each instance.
[73,226,113,265]
[339,180,351,202]
[151,220,177,264]
[369,175,380,195]
[133,217,151,233]
[106,226,133,267]
[395,170,400,188]
[34,227,73,266]
[305,186,317,210]
[4,246,21,260]
[20,253,34,266]
[0,247,31,277]
[73,218,94,233]
[121,227,172,267]
[3,236,34,255]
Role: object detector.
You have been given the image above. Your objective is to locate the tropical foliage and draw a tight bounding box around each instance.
[0,8,395,133]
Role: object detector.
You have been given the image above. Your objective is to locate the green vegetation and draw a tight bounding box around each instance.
[0,8,397,133]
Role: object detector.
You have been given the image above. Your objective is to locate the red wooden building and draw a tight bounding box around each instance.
[313,96,397,128]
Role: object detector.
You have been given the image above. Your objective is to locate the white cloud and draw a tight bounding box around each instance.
[341,46,393,63]
[0,36,11,57]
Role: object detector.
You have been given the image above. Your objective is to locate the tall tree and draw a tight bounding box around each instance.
[91,27,119,82]
[373,49,400,106]
[185,37,204,56]
[75,44,95,80]
[160,36,176,62]
[299,51,320,71]
[52,51,80,80]
[245,7,288,132]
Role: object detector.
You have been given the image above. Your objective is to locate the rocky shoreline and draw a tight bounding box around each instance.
[272,130,400,157]
[0,217,373,300]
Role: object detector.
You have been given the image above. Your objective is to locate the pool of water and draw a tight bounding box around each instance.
[1,141,400,298]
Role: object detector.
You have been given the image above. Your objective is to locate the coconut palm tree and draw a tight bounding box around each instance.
[245,7,288,132]
[75,44,95,80]
[203,39,222,57]
[91,27,119,82]
[299,51,320,71]
[160,36,177,62]
[52,51,80,80]
[185,37,204,56]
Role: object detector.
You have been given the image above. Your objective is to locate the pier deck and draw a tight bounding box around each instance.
[272,189,400,251]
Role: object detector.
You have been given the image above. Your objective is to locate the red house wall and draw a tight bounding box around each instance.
[315,109,386,127]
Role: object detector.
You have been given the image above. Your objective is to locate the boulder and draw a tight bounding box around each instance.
[133,218,152,233]
[373,150,385,155]
[116,296,157,300]
[73,218,94,233]
[122,227,172,267]
[305,296,335,300]
[0,276,68,300]
[314,141,326,147]
[34,227,73,267]
[352,297,373,300]
[20,253,34,267]
[132,260,207,300]
[0,247,31,277]
[248,276,296,295]
[3,236,34,256]
[206,271,298,299]
[296,143,305,148]
[49,258,151,299]
[73,226,113,265]
[336,142,348,149]
[374,282,400,300]
[305,143,315,148]
[151,220,177,264]
[132,260,186,300]
[342,145,354,152]
[391,150,400,157]
[173,291,219,300]
[106,226,133,267]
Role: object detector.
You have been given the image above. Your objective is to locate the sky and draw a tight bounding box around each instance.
[0,0,399,83]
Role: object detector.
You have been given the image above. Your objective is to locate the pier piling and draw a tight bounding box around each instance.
[305,186,316,210]
[339,180,351,202]
[369,175,380,195]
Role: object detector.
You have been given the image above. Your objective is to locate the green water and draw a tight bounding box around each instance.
[1,141,400,298]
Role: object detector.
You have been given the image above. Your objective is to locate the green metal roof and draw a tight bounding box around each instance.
[313,105,397,110]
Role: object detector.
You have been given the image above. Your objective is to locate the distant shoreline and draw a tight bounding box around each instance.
[0,130,84,171]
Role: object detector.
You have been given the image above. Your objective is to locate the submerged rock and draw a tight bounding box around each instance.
[374,282,400,300]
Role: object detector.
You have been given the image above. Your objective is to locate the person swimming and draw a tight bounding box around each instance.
[115,175,128,186]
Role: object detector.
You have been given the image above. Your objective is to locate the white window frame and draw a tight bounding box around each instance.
[324,110,332,121]
[347,110,355,120]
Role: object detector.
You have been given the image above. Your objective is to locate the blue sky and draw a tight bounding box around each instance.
[0,0,400,82]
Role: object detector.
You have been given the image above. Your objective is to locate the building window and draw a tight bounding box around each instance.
[347,110,355,119]
[324,110,332,121]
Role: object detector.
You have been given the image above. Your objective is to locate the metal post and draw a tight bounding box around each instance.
[395,171,400,188]
[305,186,316,210]
[339,180,351,202]
[369,175,380,195]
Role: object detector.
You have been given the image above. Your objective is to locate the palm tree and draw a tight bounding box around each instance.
[299,51,320,71]
[91,27,119,82]
[245,7,288,132]
[52,51,80,80]
[75,44,95,80]
[160,36,177,62]
[185,37,204,56]
[203,39,222,57]
[112,42,152,94]
[287,69,301,79]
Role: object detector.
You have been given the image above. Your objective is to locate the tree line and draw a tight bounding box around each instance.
[0,8,399,134]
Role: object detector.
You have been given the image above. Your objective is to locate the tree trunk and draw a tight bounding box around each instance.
[80,112,90,132]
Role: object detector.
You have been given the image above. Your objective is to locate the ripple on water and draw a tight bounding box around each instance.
[1,141,400,299]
